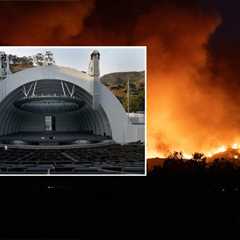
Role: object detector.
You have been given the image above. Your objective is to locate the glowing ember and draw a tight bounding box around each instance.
[206,152,213,158]
[148,151,165,159]
[216,145,227,153]
[232,143,239,149]
[183,153,192,159]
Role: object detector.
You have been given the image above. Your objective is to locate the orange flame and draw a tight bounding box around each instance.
[139,4,240,159]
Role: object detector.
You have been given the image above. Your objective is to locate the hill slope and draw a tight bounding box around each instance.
[101,71,145,112]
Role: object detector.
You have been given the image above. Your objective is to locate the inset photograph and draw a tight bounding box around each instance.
[0,47,145,175]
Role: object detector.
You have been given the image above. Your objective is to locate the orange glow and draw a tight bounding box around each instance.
[232,143,239,149]
[149,143,240,161]
[0,1,236,160]
[139,4,240,159]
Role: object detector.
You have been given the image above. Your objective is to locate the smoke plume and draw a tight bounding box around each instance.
[0,1,239,156]
[0,1,96,45]
[139,4,240,156]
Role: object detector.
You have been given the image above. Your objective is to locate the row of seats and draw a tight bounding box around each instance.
[0,144,144,174]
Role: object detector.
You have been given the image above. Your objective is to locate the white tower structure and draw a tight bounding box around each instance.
[0,50,145,144]
[88,50,100,77]
[88,50,100,109]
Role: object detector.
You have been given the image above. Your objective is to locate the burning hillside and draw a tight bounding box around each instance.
[0,1,239,159]
[148,144,240,175]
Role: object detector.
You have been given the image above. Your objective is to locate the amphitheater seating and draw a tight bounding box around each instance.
[0,144,144,174]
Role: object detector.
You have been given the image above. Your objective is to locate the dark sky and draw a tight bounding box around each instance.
[202,0,240,38]
[201,0,240,51]
[0,0,236,47]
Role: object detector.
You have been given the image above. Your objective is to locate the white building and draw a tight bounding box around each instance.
[0,50,144,144]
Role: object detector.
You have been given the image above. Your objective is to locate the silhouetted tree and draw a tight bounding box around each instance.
[192,152,206,161]
[167,151,183,160]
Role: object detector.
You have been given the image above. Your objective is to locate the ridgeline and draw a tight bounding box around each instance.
[101,71,145,112]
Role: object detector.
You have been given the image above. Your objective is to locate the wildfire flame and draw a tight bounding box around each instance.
[145,4,240,160]
[149,143,240,161]
[0,1,237,160]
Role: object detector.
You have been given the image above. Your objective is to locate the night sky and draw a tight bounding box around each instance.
[0,1,237,53]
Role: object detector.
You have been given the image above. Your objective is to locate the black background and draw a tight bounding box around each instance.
[0,176,239,237]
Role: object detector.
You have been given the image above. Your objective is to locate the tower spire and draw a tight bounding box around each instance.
[88,50,100,78]
[88,50,100,109]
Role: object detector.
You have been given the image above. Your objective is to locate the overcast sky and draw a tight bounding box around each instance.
[0,47,146,76]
